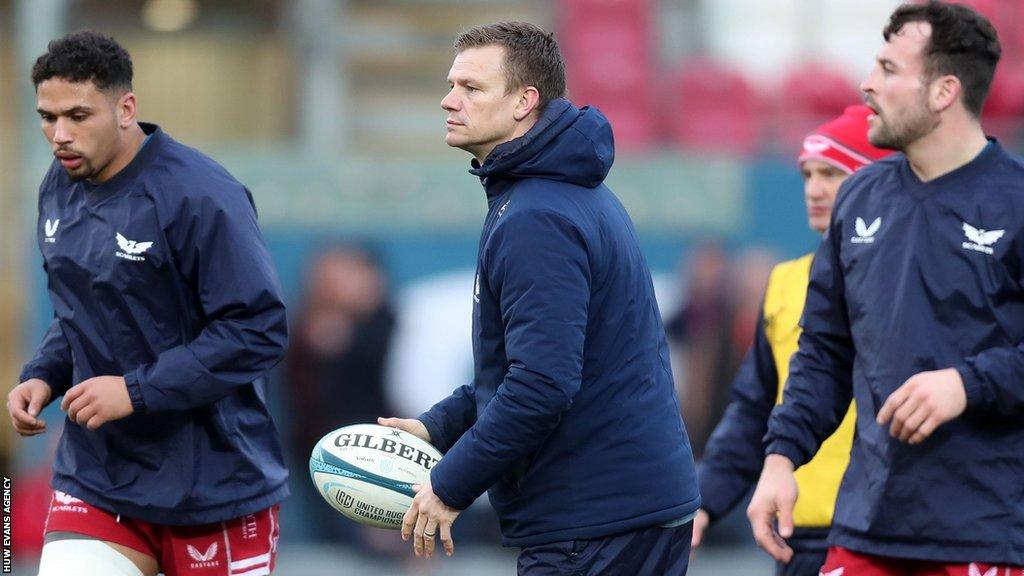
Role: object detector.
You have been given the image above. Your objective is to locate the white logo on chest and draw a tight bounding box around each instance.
[44,218,60,243]
[851,217,881,243]
[962,222,1004,255]
[115,232,153,262]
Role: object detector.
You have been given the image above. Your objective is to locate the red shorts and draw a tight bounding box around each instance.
[43,490,280,576]
[820,546,1023,576]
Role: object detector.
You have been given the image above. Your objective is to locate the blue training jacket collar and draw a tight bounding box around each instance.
[467,98,614,201]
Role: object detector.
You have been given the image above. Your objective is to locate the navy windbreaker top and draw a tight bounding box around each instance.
[21,123,290,525]
[419,99,700,547]
[766,141,1024,564]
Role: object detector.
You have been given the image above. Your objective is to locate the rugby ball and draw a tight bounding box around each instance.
[309,423,443,529]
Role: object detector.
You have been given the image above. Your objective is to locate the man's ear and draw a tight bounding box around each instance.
[513,86,541,121]
[116,91,138,129]
[929,74,960,114]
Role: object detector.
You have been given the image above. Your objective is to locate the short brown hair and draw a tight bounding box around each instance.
[454,22,566,110]
[883,1,1001,117]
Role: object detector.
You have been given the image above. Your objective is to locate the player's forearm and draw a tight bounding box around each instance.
[699,325,780,517]
[764,383,851,469]
[21,318,74,399]
[429,367,578,509]
[957,345,1024,415]
[699,401,772,519]
[418,383,477,453]
[125,305,288,412]
[766,288,855,465]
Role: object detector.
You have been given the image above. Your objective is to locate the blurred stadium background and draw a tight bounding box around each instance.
[2,0,1022,574]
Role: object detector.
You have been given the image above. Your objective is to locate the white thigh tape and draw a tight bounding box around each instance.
[37,539,144,576]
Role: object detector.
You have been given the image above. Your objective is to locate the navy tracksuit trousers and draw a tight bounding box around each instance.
[517,522,693,575]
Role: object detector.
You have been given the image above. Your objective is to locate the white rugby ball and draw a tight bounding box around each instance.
[309,423,443,529]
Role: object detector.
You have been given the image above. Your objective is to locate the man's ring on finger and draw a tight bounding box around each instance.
[423,530,436,537]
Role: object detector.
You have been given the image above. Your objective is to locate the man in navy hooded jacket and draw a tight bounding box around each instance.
[379,22,700,574]
[8,31,288,576]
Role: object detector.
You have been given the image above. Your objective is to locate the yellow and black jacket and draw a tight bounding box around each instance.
[697,253,856,535]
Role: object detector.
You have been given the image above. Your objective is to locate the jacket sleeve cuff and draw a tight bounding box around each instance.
[695,467,730,521]
[124,370,148,413]
[955,362,990,411]
[418,412,449,454]
[765,440,808,469]
[429,462,471,510]
[19,367,71,403]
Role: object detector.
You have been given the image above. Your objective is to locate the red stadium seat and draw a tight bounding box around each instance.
[983,63,1024,142]
[558,0,656,150]
[562,19,652,101]
[588,100,656,151]
[668,58,760,154]
[780,62,860,117]
[559,0,650,18]
[773,63,861,153]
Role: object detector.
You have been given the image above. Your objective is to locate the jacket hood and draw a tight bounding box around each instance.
[470,98,615,195]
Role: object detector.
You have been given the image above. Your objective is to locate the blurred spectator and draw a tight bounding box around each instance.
[727,248,778,363]
[666,244,775,459]
[666,243,735,458]
[669,58,761,154]
[285,245,398,552]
